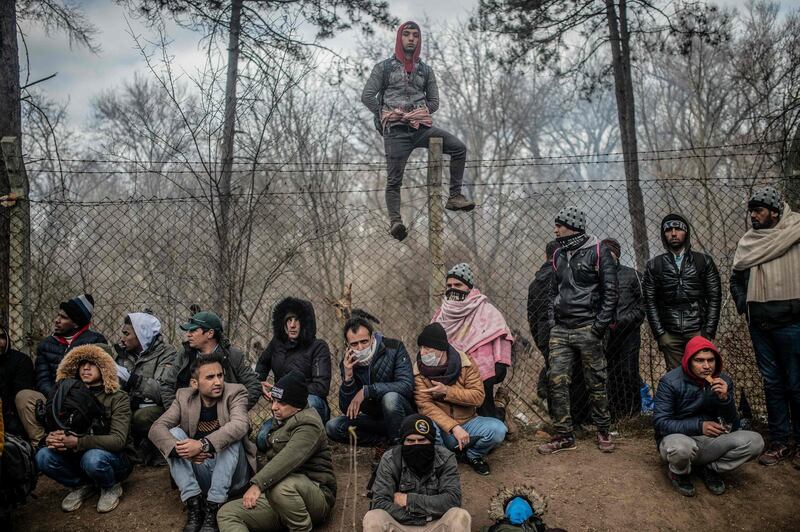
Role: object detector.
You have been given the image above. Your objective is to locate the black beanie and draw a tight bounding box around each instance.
[417,323,448,351]
[270,370,308,409]
[60,294,95,328]
[400,414,436,444]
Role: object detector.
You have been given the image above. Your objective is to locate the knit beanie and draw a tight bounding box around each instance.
[417,323,448,351]
[555,206,586,233]
[661,213,689,233]
[446,263,474,289]
[60,294,95,328]
[399,414,435,444]
[748,186,783,215]
[270,370,308,409]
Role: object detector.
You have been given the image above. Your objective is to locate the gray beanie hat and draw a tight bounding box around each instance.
[555,205,586,233]
[748,186,783,215]
[446,263,474,288]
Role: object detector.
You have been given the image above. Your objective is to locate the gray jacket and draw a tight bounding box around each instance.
[361,57,439,119]
[370,445,461,526]
[114,335,177,408]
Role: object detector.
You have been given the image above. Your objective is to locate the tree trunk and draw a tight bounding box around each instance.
[215,0,242,325]
[784,125,800,210]
[605,0,649,270]
[0,0,20,328]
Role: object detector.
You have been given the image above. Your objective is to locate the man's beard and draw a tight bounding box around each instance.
[667,239,684,251]
[752,219,776,230]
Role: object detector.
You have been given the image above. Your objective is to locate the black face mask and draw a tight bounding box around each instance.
[401,444,435,477]
[445,288,469,301]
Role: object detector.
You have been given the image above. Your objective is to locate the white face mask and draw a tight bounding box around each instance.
[420,352,440,366]
[352,337,376,365]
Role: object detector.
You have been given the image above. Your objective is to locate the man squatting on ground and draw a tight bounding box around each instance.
[361,21,474,241]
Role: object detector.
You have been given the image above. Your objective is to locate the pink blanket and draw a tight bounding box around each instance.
[432,289,514,379]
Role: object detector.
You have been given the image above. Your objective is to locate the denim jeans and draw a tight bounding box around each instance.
[167,427,250,504]
[325,391,414,446]
[256,395,329,452]
[36,447,131,489]
[750,322,800,444]
[384,124,466,223]
[434,415,506,460]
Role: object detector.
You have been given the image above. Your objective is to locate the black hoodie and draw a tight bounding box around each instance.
[642,214,722,338]
[255,297,332,399]
[0,326,35,435]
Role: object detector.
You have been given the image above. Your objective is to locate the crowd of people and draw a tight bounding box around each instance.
[1,17,799,532]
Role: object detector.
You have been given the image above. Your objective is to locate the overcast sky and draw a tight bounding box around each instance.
[19,0,790,129]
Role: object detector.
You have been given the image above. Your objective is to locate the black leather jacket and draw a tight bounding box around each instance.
[549,236,618,336]
[612,264,645,337]
[643,250,722,338]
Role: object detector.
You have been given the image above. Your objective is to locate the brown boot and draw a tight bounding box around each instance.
[445,194,475,211]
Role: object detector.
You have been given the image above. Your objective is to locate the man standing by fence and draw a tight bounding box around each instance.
[538,206,618,455]
[731,186,800,469]
[361,21,474,241]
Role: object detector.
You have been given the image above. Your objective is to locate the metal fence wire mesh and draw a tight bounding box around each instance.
[23,173,781,428]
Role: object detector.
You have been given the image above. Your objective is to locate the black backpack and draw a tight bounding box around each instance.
[0,432,38,508]
[41,378,105,436]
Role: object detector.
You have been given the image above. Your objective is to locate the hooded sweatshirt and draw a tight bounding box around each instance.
[652,336,738,443]
[0,326,34,435]
[129,312,160,352]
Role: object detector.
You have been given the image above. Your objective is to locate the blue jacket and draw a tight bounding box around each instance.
[35,328,107,397]
[338,334,414,413]
[653,366,739,445]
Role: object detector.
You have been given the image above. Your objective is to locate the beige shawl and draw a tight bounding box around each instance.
[732,202,800,303]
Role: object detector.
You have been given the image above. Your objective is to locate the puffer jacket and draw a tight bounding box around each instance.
[612,264,645,337]
[642,218,721,338]
[34,327,107,397]
[252,407,336,507]
[730,268,800,330]
[0,326,34,436]
[256,297,332,400]
[549,235,618,336]
[114,334,177,408]
[370,445,460,526]
[160,340,261,410]
[338,334,413,413]
[361,57,439,119]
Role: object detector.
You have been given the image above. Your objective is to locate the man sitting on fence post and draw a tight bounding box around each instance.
[730,186,800,469]
[413,323,506,476]
[326,310,414,448]
[363,413,470,532]
[653,336,764,496]
[149,354,255,532]
[16,294,107,447]
[217,371,336,532]
[538,206,618,455]
[642,214,721,371]
[361,21,474,241]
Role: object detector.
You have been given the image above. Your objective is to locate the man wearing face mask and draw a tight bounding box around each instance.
[363,414,469,531]
[255,297,332,452]
[642,213,721,371]
[432,263,514,422]
[326,310,414,447]
[731,186,800,469]
[413,323,506,476]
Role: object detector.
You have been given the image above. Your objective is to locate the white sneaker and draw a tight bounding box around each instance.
[97,483,123,513]
[61,485,96,512]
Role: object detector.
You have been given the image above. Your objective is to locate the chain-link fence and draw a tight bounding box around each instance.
[12,159,782,430]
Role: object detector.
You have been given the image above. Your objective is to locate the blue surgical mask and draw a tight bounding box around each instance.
[420,352,439,366]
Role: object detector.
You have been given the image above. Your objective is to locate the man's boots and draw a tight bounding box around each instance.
[199,501,221,532]
[183,495,205,532]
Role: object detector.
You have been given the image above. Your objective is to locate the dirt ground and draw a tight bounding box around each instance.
[10,426,800,532]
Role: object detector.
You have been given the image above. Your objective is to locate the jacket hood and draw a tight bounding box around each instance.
[660,213,692,251]
[272,297,317,347]
[487,484,547,522]
[395,21,422,74]
[681,336,721,385]
[128,312,161,352]
[0,325,9,354]
[56,343,120,393]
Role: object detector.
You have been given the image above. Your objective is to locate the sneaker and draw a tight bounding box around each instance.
[596,431,615,453]
[445,194,475,211]
[698,466,725,495]
[183,495,205,532]
[61,485,96,512]
[389,222,407,241]
[199,501,221,532]
[97,483,122,513]
[537,434,577,455]
[758,442,792,466]
[467,456,491,476]
[668,470,696,497]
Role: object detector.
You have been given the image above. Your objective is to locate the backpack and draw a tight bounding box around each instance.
[372,58,431,135]
[41,378,105,436]
[0,432,37,508]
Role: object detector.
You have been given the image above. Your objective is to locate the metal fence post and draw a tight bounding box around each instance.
[1,136,32,354]
[427,137,445,316]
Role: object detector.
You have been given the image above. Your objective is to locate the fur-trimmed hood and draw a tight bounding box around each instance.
[271,297,317,347]
[56,343,120,394]
[487,484,547,522]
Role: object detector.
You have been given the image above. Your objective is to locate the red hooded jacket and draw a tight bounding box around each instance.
[395,21,421,73]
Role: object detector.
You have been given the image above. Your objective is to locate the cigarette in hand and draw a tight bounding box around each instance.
[704,375,714,384]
